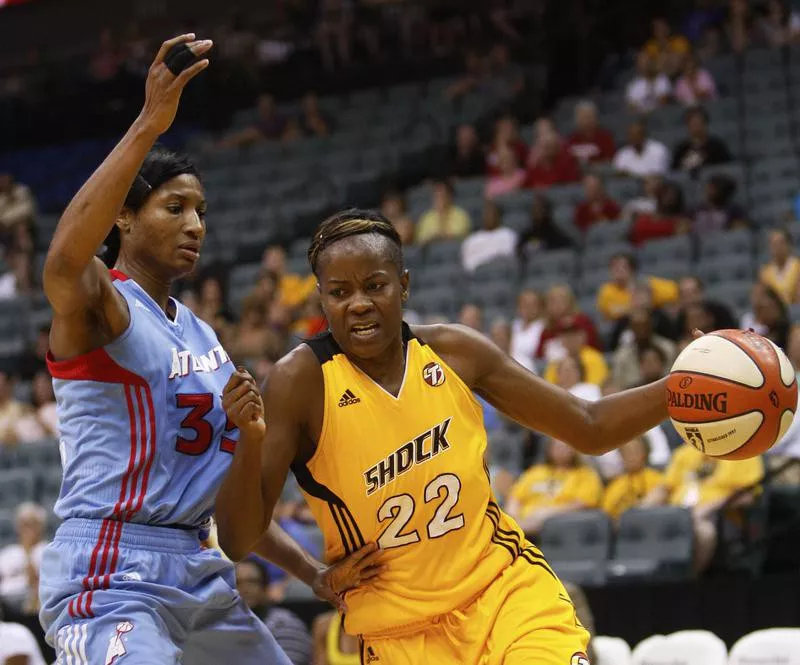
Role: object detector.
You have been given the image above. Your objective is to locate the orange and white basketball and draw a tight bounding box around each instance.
[666,330,798,459]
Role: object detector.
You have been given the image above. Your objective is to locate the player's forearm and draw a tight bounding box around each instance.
[252,521,324,588]
[582,378,669,454]
[44,119,159,284]
[215,433,270,561]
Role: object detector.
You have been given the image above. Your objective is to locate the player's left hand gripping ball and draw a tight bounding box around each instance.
[222,367,266,440]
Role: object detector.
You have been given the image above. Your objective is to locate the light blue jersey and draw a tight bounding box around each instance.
[40,269,291,664]
[48,269,236,528]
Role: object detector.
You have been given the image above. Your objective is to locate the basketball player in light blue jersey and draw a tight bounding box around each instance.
[39,34,381,664]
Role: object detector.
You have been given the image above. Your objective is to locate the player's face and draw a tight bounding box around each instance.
[317,235,408,361]
[126,174,206,279]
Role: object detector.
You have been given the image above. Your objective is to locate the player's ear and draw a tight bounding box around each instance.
[116,209,134,235]
[400,269,410,303]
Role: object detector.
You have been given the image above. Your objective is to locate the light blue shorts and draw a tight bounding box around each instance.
[39,518,292,664]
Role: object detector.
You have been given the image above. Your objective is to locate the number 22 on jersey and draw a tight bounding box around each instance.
[377,473,465,549]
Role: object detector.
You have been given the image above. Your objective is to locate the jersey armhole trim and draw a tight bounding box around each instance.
[46,346,146,385]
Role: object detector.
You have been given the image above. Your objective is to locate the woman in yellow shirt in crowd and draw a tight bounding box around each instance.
[602,437,664,520]
[646,443,763,574]
[505,438,603,537]
[415,180,472,245]
[759,228,800,304]
[596,253,679,321]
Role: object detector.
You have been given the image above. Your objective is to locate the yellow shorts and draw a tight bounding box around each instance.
[359,556,590,665]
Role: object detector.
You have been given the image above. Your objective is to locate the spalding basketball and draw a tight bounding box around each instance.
[666,330,798,460]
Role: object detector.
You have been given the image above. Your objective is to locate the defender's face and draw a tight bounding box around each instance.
[317,235,408,360]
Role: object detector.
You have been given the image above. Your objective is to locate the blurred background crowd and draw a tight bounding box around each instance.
[3,0,800,663]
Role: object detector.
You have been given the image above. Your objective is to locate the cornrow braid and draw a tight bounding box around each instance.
[308,208,403,275]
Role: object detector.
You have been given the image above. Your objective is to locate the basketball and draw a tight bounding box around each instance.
[666,330,798,460]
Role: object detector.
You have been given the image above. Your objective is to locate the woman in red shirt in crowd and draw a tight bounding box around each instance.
[630,180,691,245]
[536,283,601,360]
[526,132,581,188]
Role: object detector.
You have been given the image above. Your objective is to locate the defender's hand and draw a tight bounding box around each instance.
[138,33,213,137]
[312,542,385,612]
[222,367,265,441]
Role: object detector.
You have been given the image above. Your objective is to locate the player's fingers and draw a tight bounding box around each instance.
[187,39,214,58]
[692,328,706,339]
[227,393,262,418]
[347,541,379,564]
[221,382,251,408]
[357,564,384,581]
[154,33,195,65]
[174,58,210,87]
[354,548,383,571]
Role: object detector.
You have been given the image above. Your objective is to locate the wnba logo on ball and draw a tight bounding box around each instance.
[667,389,728,413]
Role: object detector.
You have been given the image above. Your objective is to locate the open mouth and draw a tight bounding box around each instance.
[351,323,380,337]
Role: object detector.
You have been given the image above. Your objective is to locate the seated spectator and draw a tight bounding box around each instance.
[13,370,58,440]
[415,180,472,245]
[380,190,415,245]
[505,438,602,537]
[486,115,528,176]
[458,303,483,331]
[643,17,691,78]
[487,43,526,99]
[0,372,43,446]
[510,289,545,373]
[461,202,517,273]
[759,0,800,47]
[674,276,737,338]
[613,120,670,178]
[446,124,486,179]
[17,326,49,381]
[610,282,677,348]
[0,503,46,612]
[597,253,679,321]
[602,437,665,520]
[525,133,581,188]
[574,174,622,232]
[0,173,36,239]
[0,618,47,665]
[638,343,669,384]
[625,51,672,114]
[621,174,663,221]
[760,228,800,303]
[566,100,616,165]
[740,282,770,335]
[692,174,748,234]
[0,251,36,300]
[216,94,288,148]
[525,118,564,169]
[630,180,692,245]
[554,353,601,402]
[228,296,285,364]
[445,50,492,99]
[749,283,791,349]
[647,442,763,573]
[299,91,331,137]
[612,307,677,388]
[727,0,764,52]
[194,273,235,342]
[537,284,601,360]
[235,558,312,665]
[313,610,360,665]
[262,245,317,310]
[516,194,574,262]
[672,106,732,173]
[675,52,719,106]
[543,321,609,386]
[485,145,526,199]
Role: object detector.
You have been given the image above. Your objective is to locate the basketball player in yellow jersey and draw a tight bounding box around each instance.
[217,209,680,664]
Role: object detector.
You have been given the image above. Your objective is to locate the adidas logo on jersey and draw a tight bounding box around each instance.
[365,646,380,663]
[338,389,361,407]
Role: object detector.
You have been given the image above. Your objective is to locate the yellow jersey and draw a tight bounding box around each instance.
[294,324,539,636]
[508,464,603,518]
[601,468,664,519]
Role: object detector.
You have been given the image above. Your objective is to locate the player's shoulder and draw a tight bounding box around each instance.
[264,342,323,398]
[412,322,493,355]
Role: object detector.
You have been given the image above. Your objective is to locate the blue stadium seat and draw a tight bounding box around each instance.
[0,469,36,508]
[0,509,14,547]
[540,511,612,586]
[698,229,754,261]
[581,242,633,274]
[424,239,463,266]
[697,255,755,285]
[524,248,578,281]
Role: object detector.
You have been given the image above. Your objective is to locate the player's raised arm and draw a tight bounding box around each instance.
[216,348,320,561]
[425,323,669,455]
[43,34,211,317]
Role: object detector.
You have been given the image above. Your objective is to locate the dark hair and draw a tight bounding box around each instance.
[684,105,709,125]
[308,208,403,275]
[638,343,667,365]
[102,145,200,267]
[707,174,737,206]
[773,227,794,245]
[433,179,455,197]
[610,252,638,272]
[658,181,686,216]
[240,555,270,587]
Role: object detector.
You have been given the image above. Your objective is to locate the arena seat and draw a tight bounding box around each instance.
[0,468,36,509]
[697,255,755,286]
[607,507,693,582]
[584,219,632,248]
[631,630,727,665]
[539,510,612,586]
[523,248,578,281]
[0,508,14,547]
[728,628,800,665]
[592,635,632,665]
[698,229,753,262]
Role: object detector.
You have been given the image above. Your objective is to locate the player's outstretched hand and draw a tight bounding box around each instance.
[138,33,213,137]
[222,367,266,442]
[312,542,385,612]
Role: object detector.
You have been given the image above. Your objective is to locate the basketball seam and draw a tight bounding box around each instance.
[670,408,765,426]
[710,332,766,387]
[669,368,764,390]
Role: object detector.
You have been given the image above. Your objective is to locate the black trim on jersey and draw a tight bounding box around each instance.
[359,639,365,665]
[484,501,557,580]
[292,461,365,555]
[305,322,416,365]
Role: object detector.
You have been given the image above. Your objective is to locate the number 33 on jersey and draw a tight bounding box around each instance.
[293,325,532,637]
